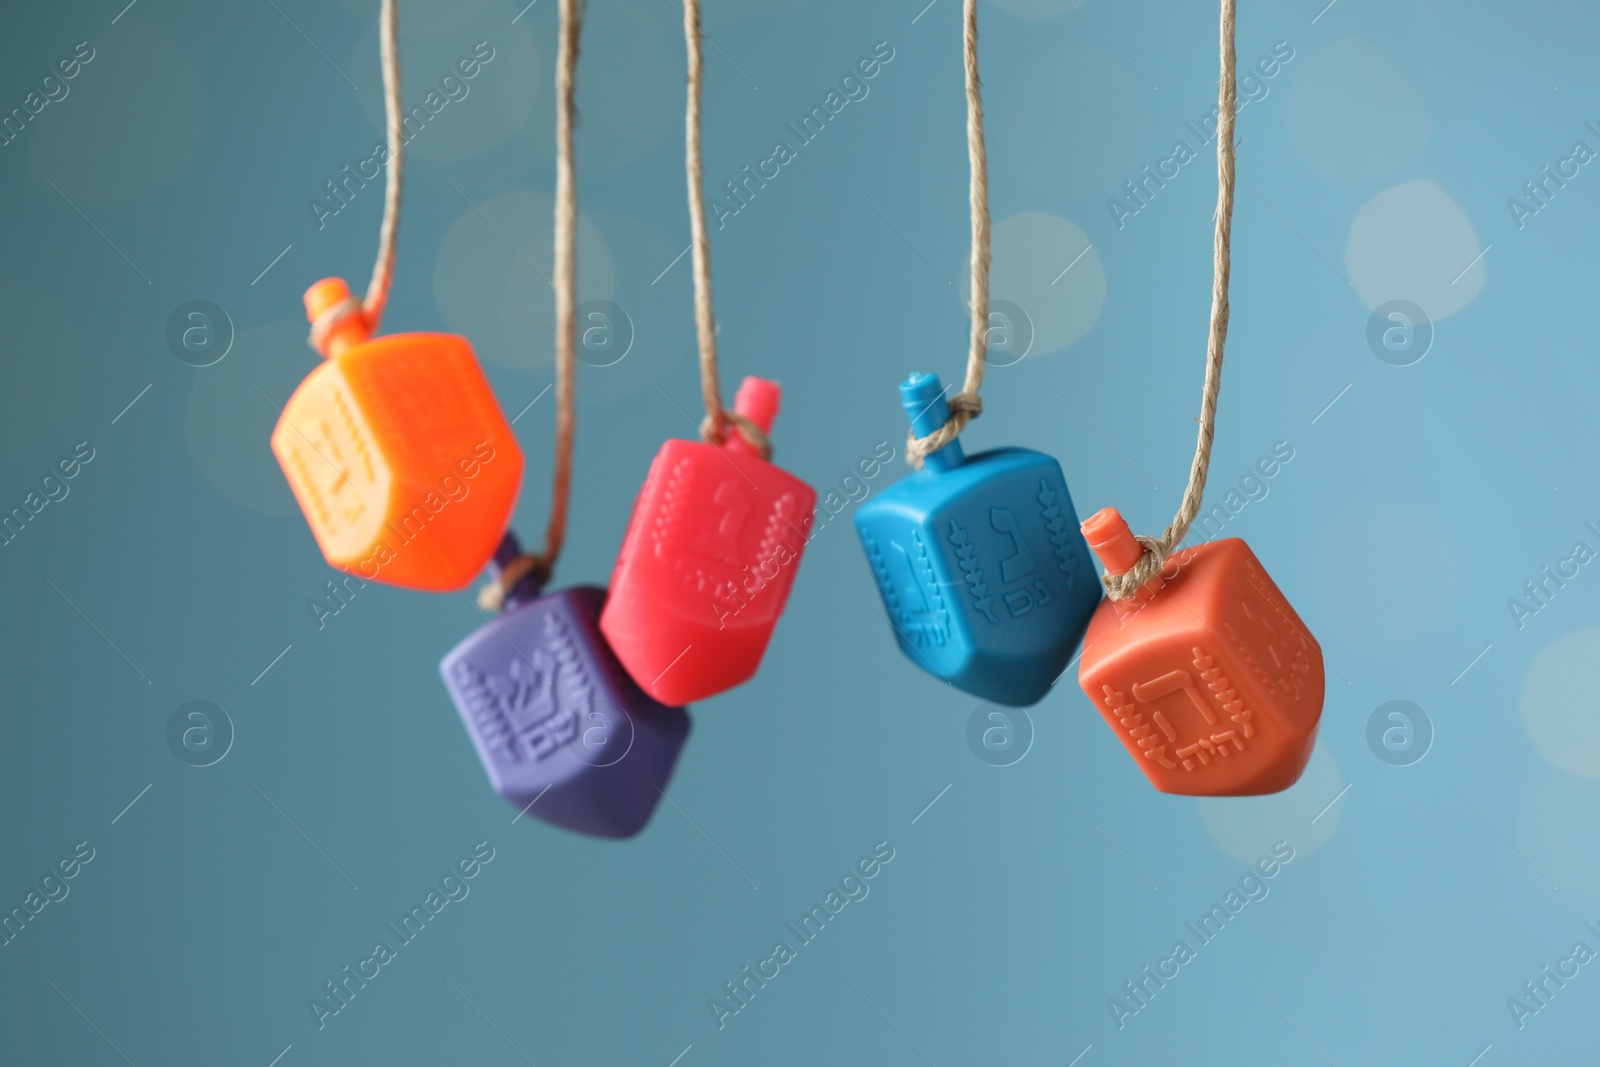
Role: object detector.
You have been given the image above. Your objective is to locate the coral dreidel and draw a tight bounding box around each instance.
[1074,0,1325,796]
[271,278,523,591]
[854,373,1101,706]
[440,533,691,838]
[600,377,817,706]
[1077,509,1324,796]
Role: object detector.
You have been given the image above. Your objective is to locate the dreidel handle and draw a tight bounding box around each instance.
[491,531,545,612]
[304,277,371,359]
[899,372,964,472]
[724,377,780,458]
[1082,507,1145,577]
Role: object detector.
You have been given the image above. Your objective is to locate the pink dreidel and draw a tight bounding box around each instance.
[601,377,817,705]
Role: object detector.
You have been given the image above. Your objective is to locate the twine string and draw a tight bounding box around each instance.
[683,0,772,461]
[308,0,403,352]
[905,0,989,469]
[1102,0,1236,602]
[479,0,583,612]
[363,0,404,332]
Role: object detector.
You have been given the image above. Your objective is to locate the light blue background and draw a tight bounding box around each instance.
[3,0,1599,1063]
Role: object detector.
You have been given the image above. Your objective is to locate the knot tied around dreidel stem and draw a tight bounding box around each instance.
[305,278,373,359]
[700,376,777,461]
[478,532,549,613]
[900,372,982,472]
[905,393,982,470]
[1082,507,1176,601]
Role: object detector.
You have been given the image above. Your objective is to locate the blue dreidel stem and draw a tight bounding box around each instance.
[490,531,543,612]
[901,372,964,472]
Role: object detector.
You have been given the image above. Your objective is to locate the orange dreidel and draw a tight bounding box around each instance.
[1077,508,1325,796]
[270,278,524,591]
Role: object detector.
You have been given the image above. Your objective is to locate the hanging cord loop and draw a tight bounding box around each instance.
[1101,0,1236,601]
[479,0,583,612]
[905,0,989,469]
[309,0,405,353]
[682,0,772,461]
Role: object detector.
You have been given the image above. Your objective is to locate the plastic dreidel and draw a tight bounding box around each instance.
[1077,508,1325,796]
[852,372,1101,706]
[440,533,691,838]
[600,377,817,706]
[271,278,523,591]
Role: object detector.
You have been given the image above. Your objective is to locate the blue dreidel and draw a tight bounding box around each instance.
[439,533,691,838]
[853,373,1102,705]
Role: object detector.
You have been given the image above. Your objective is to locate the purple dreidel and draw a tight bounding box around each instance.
[439,533,691,838]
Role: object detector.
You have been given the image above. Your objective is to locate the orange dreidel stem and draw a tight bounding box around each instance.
[304,277,371,358]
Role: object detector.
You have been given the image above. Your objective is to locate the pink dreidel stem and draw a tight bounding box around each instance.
[723,376,780,458]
